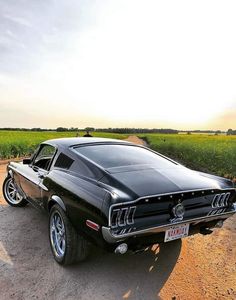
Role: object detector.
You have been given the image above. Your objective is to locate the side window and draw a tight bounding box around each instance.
[54,152,95,178]
[54,153,74,170]
[33,145,56,170]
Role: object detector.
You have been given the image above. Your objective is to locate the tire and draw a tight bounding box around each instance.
[2,177,28,207]
[49,204,90,265]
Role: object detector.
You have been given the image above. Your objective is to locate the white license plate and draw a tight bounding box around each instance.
[164,223,189,242]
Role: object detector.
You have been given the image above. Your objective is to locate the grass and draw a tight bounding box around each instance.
[0,130,235,180]
[139,133,236,179]
[0,131,128,159]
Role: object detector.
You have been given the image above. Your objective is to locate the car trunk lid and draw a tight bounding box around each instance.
[105,166,222,198]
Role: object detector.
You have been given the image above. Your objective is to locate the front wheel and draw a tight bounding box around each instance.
[49,204,90,265]
[2,177,28,207]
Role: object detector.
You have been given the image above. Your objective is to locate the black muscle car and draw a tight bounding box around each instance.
[2,137,236,265]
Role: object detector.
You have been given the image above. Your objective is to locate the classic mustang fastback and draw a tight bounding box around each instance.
[2,137,236,265]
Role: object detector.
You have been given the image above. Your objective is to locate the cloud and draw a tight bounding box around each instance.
[3,14,33,28]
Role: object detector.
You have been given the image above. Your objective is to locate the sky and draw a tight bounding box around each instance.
[0,0,236,130]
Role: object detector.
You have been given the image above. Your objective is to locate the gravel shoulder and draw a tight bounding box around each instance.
[0,137,235,300]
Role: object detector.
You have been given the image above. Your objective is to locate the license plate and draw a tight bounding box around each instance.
[164,223,189,242]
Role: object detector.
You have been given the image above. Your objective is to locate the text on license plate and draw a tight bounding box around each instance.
[164,223,189,242]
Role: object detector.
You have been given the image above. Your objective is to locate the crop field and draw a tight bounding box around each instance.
[0,131,127,159]
[0,131,235,180]
[140,133,236,180]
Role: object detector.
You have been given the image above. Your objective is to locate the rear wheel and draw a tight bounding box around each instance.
[49,204,90,265]
[2,177,28,207]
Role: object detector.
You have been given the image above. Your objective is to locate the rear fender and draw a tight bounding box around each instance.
[48,195,66,212]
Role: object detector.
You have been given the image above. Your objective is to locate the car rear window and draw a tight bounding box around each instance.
[74,144,177,169]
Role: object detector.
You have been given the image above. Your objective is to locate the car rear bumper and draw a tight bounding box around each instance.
[102,209,236,243]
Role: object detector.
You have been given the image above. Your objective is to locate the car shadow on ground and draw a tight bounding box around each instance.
[0,204,182,300]
[69,239,182,300]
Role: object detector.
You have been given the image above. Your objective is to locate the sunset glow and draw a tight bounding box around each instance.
[0,0,235,130]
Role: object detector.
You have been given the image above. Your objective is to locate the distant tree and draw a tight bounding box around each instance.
[69,127,78,132]
[95,128,179,134]
[227,129,236,135]
[56,127,68,132]
[85,127,94,132]
[0,127,182,134]
[31,128,42,131]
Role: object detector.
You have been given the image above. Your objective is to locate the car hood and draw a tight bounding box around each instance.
[102,166,226,198]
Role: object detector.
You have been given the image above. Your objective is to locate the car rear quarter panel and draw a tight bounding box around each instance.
[43,170,109,246]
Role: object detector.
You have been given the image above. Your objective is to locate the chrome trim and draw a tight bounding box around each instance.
[111,206,136,228]
[211,192,231,208]
[108,188,235,227]
[212,194,218,207]
[102,210,236,243]
[111,209,120,228]
[224,193,231,206]
[208,208,226,216]
[127,206,136,225]
[118,208,128,226]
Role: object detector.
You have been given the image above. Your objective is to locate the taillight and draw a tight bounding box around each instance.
[127,206,136,225]
[211,192,231,208]
[111,206,136,228]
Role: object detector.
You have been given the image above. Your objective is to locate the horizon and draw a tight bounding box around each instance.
[0,126,233,132]
[0,1,236,130]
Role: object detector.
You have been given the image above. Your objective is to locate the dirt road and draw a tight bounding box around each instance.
[0,136,236,299]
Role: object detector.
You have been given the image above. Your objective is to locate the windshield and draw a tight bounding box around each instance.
[74,144,177,169]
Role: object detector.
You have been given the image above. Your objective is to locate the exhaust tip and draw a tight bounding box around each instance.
[215,220,224,228]
[114,243,128,254]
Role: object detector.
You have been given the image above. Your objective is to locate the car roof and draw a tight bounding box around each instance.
[43,137,131,148]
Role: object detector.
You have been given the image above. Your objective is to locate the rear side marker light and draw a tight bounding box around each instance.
[86,220,100,231]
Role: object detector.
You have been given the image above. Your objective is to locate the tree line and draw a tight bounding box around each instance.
[0,127,235,135]
[0,127,179,134]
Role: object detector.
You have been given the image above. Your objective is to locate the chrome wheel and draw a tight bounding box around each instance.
[50,211,66,258]
[49,204,90,265]
[4,178,23,205]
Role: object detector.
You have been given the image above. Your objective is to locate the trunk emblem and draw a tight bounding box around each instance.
[172,203,185,220]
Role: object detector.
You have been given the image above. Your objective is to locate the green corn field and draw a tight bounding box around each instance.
[0,131,127,159]
[0,131,235,180]
[139,133,236,180]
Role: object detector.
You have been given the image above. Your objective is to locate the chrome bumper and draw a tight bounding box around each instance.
[102,210,236,243]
